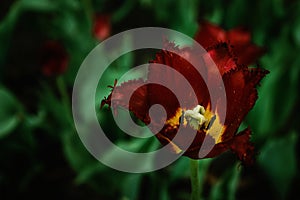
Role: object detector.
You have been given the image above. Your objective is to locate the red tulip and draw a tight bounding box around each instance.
[93,14,111,41]
[195,21,264,66]
[41,41,69,76]
[101,24,268,165]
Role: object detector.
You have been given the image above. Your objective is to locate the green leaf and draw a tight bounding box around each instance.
[62,130,98,172]
[209,162,240,200]
[227,164,240,200]
[258,132,298,199]
[24,109,46,128]
[121,174,142,200]
[246,28,299,141]
[19,0,57,12]
[111,0,137,23]
[0,88,21,138]
[0,2,22,66]
[0,0,58,67]
[169,157,190,181]
[0,116,19,139]
[75,162,106,184]
[99,137,159,172]
[209,174,223,200]
[39,84,70,129]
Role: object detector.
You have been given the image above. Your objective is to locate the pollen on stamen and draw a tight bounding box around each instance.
[183,105,208,130]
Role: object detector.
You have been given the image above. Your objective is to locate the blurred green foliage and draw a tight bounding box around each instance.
[0,0,299,199]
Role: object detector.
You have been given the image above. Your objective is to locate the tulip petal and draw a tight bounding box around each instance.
[150,42,210,109]
[221,67,269,141]
[102,79,151,123]
[229,128,255,165]
[195,21,226,49]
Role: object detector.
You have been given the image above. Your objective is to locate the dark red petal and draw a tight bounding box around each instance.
[232,44,265,66]
[204,43,239,113]
[101,79,150,123]
[146,83,181,124]
[206,42,238,76]
[157,125,206,156]
[227,27,251,45]
[195,22,264,66]
[182,128,255,165]
[183,130,223,159]
[229,128,255,165]
[158,124,227,160]
[41,41,69,76]
[221,67,269,141]
[194,21,226,49]
[150,42,210,110]
[93,14,111,41]
[227,27,264,65]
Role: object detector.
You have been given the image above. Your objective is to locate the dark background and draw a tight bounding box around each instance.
[0,0,299,199]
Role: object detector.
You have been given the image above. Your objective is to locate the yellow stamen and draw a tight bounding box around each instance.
[206,108,226,143]
[158,134,182,154]
[165,108,182,128]
[202,104,226,144]
[164,105,226,144]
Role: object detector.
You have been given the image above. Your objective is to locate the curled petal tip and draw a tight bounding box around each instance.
[230,128,255,165]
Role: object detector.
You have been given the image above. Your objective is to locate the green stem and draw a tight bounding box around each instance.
[190,159,201,200]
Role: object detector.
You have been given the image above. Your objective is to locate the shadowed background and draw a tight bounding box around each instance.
[0,0,299,199]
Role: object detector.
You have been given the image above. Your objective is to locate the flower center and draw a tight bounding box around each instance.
[183,105,207,130]
[165,104,226,144]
